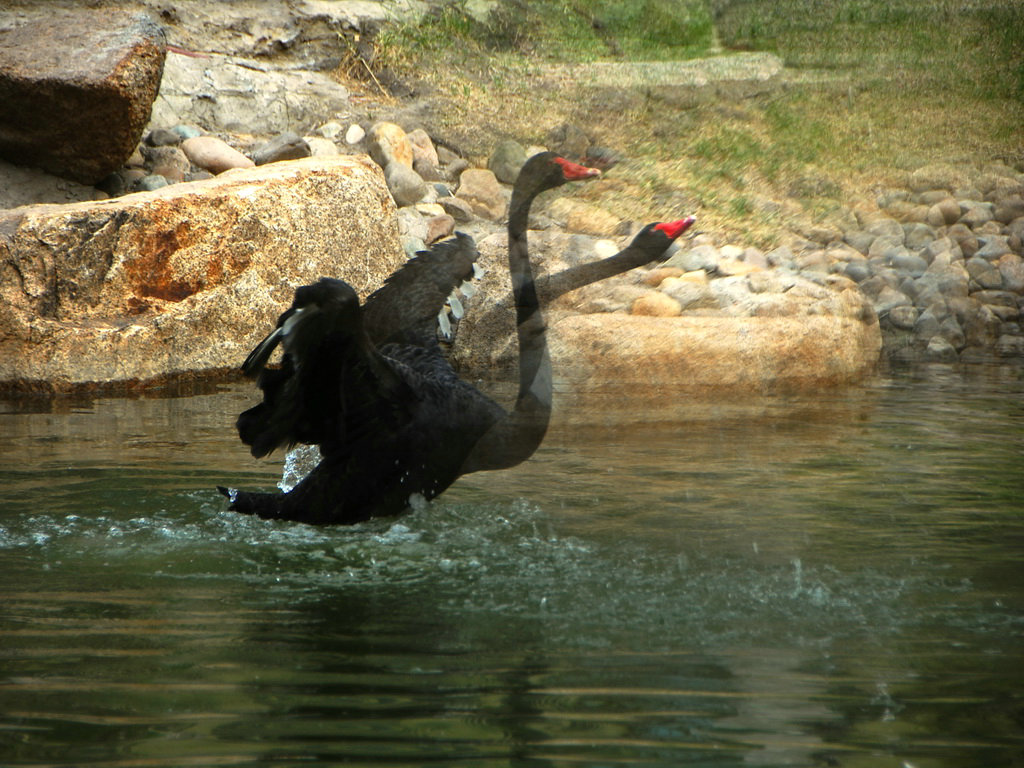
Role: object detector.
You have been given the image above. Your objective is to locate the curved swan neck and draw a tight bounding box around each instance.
[507,190,549,406]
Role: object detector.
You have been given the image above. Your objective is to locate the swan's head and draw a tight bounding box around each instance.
[516,151,602,198]
[631,216,697,260]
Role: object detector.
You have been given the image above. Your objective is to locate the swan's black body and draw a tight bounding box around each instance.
[221,152,604,524]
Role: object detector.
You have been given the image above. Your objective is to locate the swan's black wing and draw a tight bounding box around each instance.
[225,345,507,525]
[362,232,479,348]
[236,278,414,459]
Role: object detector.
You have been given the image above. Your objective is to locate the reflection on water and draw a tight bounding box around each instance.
[0,365,1022,767]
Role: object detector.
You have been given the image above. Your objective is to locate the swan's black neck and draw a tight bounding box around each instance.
[507,187,551,412]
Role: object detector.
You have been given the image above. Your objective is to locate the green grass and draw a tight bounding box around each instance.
[377,0,715,62]
[363,0,1024,245]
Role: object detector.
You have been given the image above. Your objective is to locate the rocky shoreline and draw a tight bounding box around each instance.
[1,2,1021,394]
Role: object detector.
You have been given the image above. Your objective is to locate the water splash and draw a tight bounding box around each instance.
[279,444,322,492]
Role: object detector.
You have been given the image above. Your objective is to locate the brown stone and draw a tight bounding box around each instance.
[642,266,685,287]
[0,10,166,184]
[457,169,507,221]
[366,122,414,169]
[0,156,402,392]
[181,136,255,174]
[631,292,682,317]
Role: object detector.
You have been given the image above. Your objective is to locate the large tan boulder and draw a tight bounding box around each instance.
[450,228,882,399]
[547,311,881,394]
[0,155,402,393]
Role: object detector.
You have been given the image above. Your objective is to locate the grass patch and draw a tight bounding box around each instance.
[376,0,714,61]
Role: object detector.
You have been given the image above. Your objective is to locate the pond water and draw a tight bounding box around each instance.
[1,365,1022,767]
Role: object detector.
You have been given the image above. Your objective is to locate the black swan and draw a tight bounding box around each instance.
[219,152,603,524]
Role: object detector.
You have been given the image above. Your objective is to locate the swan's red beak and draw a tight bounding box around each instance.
[655,215,697,240]
[553,156,602,181]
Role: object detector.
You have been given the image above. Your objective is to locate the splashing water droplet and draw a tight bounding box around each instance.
[279,445,322,492]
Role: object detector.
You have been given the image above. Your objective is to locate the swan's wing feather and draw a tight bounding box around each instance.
[363,232,480,347]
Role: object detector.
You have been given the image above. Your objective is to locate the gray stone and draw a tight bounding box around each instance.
[939,315,966,349]
[304,136,340,157]
[444,157,471,182]
[914,307,941,339]
[973,290,1020,321]
[903,222,937,251]
[0,10,166,184]
[922,257,970,297]
[844,229,876,255]
[924,335,959,362]
[887,305,918,330]
[546,123,590,161]
[396,207,429,243]
[996,334,1024,356]
[925,197,961,227]
[132,174,169,192]
[966,256,1004,289]
[402,236,427,259]
[142,143,187,175]
[251,131,311,165]
[668,244,720,273]
[844,260,872,282]
[890,250,929,277]
[414,156,445,182]
[344,123,365,144]
[660,277,720,311]
[998,253,1024,293]
[488,139,528,184]
[146,128,182,147]
[962,302,1002,348]
[1009,217,1024,245]
[171,124,202,141]
[764,245,796,268]
[946,224,979,257]
[959,201,995,228]
[873,285,912,314]
[975,236,1012,261]
[437,195,476,222]
[865,217,904,240]
[385,161,428,207]
[994,196,1024,225]
[858,275,888,299]
[868,234,905,260]
[921,237,962,262]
